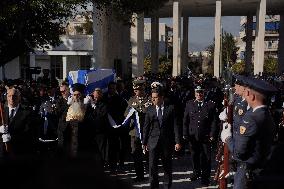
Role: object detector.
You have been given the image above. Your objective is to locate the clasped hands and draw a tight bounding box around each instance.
[0,125,11,142]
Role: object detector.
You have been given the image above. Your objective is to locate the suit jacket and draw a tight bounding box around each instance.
[142,104,181,150]
[183,100,217,141]
[0,105,38,156]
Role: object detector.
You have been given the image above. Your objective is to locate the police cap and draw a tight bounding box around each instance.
[195,86,204,93]
[246,77,278,96]
[234,74,248,86]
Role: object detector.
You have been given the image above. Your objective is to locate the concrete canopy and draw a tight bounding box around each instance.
[154,0,284,17]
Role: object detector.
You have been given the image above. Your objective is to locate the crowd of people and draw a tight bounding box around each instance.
[0,71,283,189]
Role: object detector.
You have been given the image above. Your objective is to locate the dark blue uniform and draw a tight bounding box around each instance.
[227,106,275,189]
[183,100,218,182]
[233,95,249,135]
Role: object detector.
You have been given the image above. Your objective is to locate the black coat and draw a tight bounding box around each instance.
[142,104,181,150]
[183,100,217,141]
[0,105,38,157]
[84,101,109,135]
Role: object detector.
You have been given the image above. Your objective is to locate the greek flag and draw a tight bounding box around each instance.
[108,107,142,140]
[68,69,116,94]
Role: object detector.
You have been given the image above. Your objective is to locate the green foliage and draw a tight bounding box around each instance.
[82,14,93,35]
[94,0,169,24]
[206,31,239,70]
[74,25,84,34]
[232,61,245,74]
[144,56,151,74]
[144,55,172,75]
[1,0,169,66]
[0,0,85,66]
[158,55,172,75]
[264,56,278,75]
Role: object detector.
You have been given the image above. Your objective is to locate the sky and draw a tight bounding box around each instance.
[146,16,241,52]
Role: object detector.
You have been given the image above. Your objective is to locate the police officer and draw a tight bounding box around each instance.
[183,86,218,185]
[221,77,277,189]
[125,78,152,182]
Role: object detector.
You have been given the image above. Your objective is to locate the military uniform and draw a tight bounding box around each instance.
[233,95,249,135]
[222,77,277,189]
[126,94,152,180]
[183,86,218,184]
[124,79,152,181]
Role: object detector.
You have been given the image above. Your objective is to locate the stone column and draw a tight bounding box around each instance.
[131,13,144,77]
[62,56,67,80]
[214,0,221,78]
[93,5,103,69]
[278,15,284,74]
[245,15,253,75]
[172,1,182,77]
[254,0,266,75]
[151,15,159,74]
[182,16,189,74]
[29,53,36,67]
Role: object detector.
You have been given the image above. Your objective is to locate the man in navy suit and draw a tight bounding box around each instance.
[142,87,181,189]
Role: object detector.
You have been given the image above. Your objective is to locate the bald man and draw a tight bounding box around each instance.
[0,88,38,159]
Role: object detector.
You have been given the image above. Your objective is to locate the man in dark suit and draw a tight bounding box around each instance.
[142,87,181,189]
[183,86,217,185]
[84,88,109,165]
[0,88,38,159]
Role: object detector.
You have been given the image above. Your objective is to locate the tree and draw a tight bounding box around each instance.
[232,61,245,74]
[0,0,169,66]
[0,0,85,66]
[158,55,172,75]
[206,31,239,73]
[264,56,278,75]
[144,56,151,74]
[82,13,93,35]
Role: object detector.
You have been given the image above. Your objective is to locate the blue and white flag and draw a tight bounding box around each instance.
[68,69,116,94]
[108,107,142,140]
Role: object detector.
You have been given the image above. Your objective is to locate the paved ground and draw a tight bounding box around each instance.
[105,153,233,189]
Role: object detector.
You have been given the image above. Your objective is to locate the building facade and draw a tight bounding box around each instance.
[238,15,280,62]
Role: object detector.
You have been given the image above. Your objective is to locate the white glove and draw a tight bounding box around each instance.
[221,122,232,143]
[219,108,228,121]
[67,96,72,105]
[0,125,8,134]
[2,133,11,142]
[84,95,92,105]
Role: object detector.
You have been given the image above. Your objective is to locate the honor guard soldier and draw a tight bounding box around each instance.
[125,78,152,182]
[219,75,251,135]
[221,77,277,189]
[183,86,218,186]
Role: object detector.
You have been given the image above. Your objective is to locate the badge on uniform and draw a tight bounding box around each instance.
[240,126,246,134]
[238,109,244,116]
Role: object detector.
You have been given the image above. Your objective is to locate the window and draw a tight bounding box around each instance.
[51,56,63,79]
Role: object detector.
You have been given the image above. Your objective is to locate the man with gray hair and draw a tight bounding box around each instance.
[0,88,38,159]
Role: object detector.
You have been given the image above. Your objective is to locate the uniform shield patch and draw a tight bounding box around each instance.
[238,109,244,116]
[240,126,246,134]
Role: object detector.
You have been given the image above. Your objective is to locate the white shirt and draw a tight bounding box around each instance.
[252,105,267,112]
[156,103,164,117]
[9,104,19,118]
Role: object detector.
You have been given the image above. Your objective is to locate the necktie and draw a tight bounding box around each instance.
[158,106,163,126]
[9,108,15,120]
[198,102,202,110]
